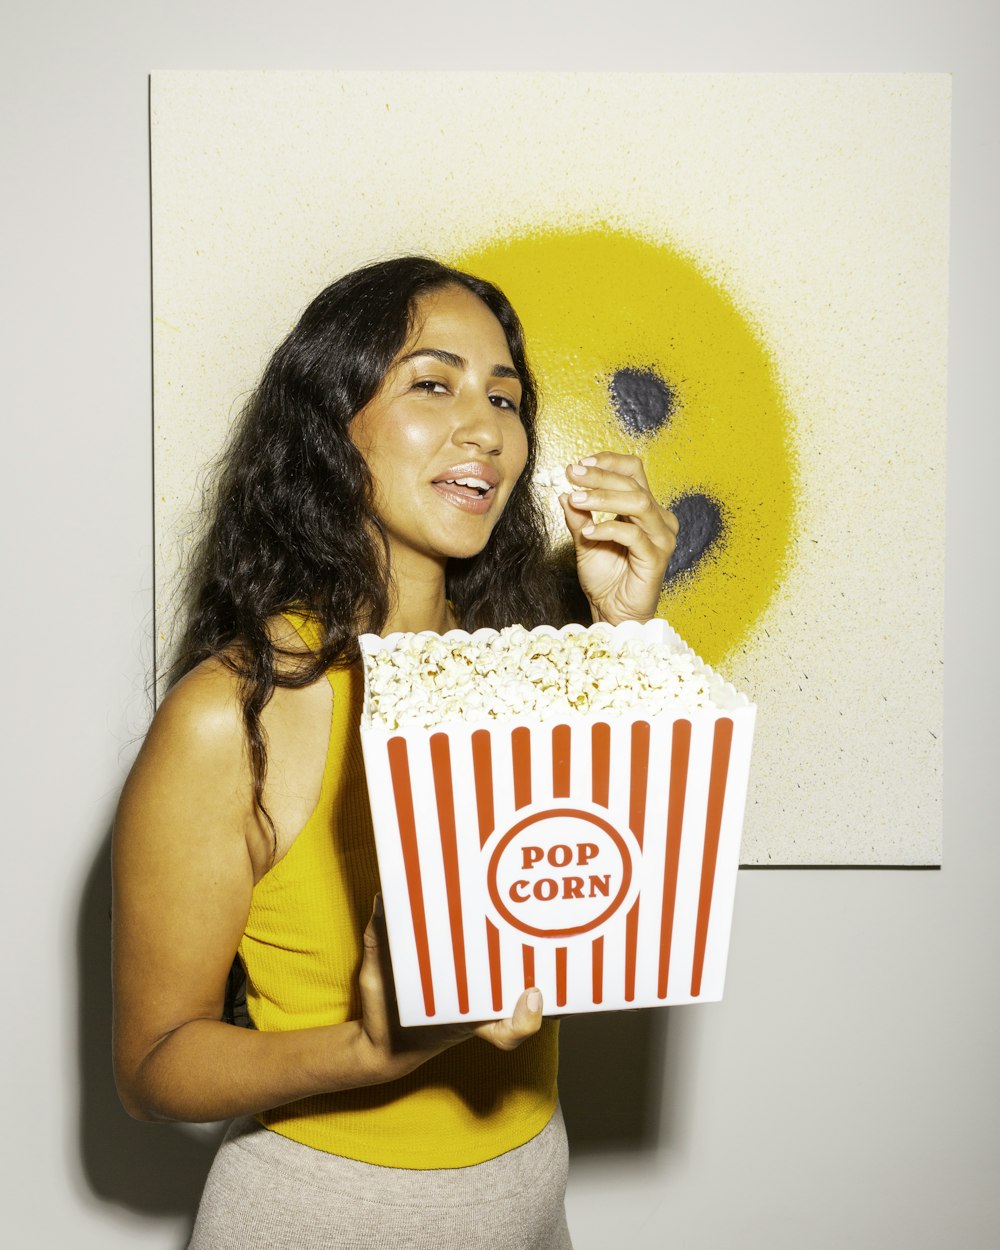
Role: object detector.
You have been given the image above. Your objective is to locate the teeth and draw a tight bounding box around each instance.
[449,477,490,492]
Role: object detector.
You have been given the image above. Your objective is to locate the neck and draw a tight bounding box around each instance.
[382,554,456,636]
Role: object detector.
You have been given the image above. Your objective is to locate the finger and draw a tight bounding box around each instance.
[577,517,666,563]
[360,895,383,967]
[568,452,651,492]
[567,487,661,522]
[359,896,396,1043]
[559,491,595,541]
[567,462,649,495]
[567,459,676,536]
[474,987,543,1052]
[568,489,675,546]
[359,899,383,997]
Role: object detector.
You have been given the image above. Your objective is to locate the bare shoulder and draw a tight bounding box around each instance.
[147,619,315,756]
[117,639,334,874]
[116,658,256,854]
[136,659,248,776]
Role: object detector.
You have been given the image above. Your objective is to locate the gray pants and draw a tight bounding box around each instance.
[188,1106,573,1250]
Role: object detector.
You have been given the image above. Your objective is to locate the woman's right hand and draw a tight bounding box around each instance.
[357,897,544,1081]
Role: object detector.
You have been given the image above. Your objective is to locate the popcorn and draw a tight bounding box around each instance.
[531,465,572,491]
[362,622,730,730]
[359,618,755,1024]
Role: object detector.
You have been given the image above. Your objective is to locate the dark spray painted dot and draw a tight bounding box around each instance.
[665,493,724,582]
[608,367,676,436]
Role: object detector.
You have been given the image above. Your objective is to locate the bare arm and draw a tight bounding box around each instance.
[112,663,540,1123]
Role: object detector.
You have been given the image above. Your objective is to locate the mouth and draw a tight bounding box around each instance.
[431,467,499,515]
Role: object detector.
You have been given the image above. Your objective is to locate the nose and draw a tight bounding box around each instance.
[452,393,503,455]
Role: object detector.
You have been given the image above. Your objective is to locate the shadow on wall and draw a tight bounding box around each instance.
[77,825,221,1231]
[558,1009,670,1155]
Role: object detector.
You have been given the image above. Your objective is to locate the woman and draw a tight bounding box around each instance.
[113,256,677,1248]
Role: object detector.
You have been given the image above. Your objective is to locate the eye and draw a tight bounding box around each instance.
[489,393,521,414]
[412,379,449,395]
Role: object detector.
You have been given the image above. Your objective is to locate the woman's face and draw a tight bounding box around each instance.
[350,283,529,575]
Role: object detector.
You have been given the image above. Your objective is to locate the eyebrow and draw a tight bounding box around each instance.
[397,347,521,382]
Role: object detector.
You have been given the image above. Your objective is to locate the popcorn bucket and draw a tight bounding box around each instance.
[359,622,755,1026]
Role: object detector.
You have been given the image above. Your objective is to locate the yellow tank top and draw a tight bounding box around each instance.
[238,629,559,1168]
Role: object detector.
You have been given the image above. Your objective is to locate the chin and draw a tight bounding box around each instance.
[440,528,499,562]
[444,542,492,563]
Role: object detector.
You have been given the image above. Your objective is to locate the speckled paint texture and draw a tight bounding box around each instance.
[450,229,798,668]
[151,73,948,864]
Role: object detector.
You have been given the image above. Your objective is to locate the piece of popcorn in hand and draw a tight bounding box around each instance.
[532,465,572,492]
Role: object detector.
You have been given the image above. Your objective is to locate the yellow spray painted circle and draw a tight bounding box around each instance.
[449,228,798,667]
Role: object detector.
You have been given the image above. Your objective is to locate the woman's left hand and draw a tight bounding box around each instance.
[559,452,679,626]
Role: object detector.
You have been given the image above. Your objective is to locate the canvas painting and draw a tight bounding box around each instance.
[151,72,948,864]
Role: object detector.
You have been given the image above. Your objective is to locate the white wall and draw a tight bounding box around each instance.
[4,2,997,1247]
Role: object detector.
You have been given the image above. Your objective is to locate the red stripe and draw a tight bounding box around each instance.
[552,724,571,797]
[691,718,734,997]
[386,737,435,1017]
[591,724,611,1003]
[486,920,503,1012]
[555,946,567,1007]
[512,724,533,1007]
[623,903,640,1002]
[591,722,611,807]
[522,944,535,990]
[623,722,651,1002]
[592,935,604,1004]
[471,730,494,847]
[430,733,469,1015]
[512,726,532,808]
[658,720,691,997]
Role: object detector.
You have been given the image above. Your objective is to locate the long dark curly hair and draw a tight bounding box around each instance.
[170,255,586,843]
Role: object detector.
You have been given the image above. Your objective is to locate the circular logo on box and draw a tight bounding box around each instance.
[486,807,635,939]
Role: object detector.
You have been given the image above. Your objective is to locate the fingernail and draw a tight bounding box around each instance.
[570,463,587,477]
[373,894,384,918]
[527,989,542,1012]
[570,490,588,504]
[581,456,598,466]
[581,524,595,536]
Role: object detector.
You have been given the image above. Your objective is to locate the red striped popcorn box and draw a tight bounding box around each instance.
[358,621,756,1026]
